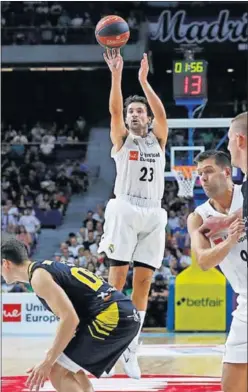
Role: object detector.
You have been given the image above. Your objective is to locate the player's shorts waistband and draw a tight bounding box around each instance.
[117,195,161,208]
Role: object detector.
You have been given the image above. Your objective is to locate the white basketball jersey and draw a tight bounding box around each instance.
[112,132,165,201]
[195,185,247,322]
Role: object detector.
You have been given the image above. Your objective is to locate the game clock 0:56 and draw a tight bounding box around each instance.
[173,60,208,100]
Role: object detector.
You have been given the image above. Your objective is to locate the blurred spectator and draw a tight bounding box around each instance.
[153,264,172,282]
[40,135,55,156]
[89,235,101,256]
[6,199,19,221]
[83,210,96,228]
[83,12,92,26]
[76,227,86,245]
[83,230,96,250]
[68,236,82,257]
[77,247,87,267]
[60,246,75,264]
[147,274,168,327]
[178,248,192,269]
[67,130,79,143]
[18,208,40,241]
[169,256,184,276]
[150,274,169,300]
[12,132,28,144]
[83,220,94,238]
[16,225,32,255]
[168,210,180,232]
[173,216,190,249]
[31,122,45,142]
[50,2,63,16]
[92,205,105,223]
[77,249,97,268]
[95,221,103,238]
[54,24,67,44]
[41,20,53,43]
[127,11,138,29]
[1,205,17,231]
[56,171,72,196]
[58,10,71,27]
[163,247,173,267]
[71,14,83,27]
[75,116,86,140]
[54,252,62,263]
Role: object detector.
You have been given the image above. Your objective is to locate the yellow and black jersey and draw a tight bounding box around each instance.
[28,260,129,323]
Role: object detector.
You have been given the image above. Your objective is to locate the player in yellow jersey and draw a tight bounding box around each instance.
[1,239,140,392]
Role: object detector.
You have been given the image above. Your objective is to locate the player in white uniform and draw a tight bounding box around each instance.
[187,150,247,392]
[98,49,168,379]
[197,112,247,238]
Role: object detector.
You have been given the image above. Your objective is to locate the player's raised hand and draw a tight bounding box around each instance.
[227,218,245,245]
[103,48,123,76]
[138,53,149,84]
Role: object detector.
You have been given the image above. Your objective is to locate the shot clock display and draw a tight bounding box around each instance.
[173,60,208,100]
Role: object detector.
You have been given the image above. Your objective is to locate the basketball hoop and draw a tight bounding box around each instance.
[172,166,199,198]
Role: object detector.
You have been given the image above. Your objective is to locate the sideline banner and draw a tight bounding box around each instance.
[175,254,226,331]
[2,293,58,335]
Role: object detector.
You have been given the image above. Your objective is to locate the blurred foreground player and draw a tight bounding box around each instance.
[1,239,140,392]
[98,49,168,378]
[228,112,248,237]
[200,112,247,237]
[187,150,247,392]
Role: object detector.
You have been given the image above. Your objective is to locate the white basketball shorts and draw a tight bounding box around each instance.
[223,316,248,363]
[98,197,167,269]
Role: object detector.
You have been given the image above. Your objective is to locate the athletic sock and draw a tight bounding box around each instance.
[132,310,146,347]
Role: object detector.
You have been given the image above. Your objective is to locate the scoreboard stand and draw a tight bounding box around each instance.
[173,57,208,204]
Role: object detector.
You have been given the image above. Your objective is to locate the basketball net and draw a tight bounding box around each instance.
[173,166,199,198]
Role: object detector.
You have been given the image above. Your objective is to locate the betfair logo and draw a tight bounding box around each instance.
[176,297,223,307]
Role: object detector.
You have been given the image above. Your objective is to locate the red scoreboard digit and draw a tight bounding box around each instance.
[184,75,202,95]
[173,60,208,100]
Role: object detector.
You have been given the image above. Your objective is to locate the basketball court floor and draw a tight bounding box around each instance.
[2,329,225,391]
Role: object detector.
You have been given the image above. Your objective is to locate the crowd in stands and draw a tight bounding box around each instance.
[2,170,192,327]
[1,118,90,254]
[1,1,143,45]
[2,117,88,145]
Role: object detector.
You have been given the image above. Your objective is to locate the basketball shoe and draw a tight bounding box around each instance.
[120,341,141,379]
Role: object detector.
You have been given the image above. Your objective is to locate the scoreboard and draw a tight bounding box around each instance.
[173,60,208,100]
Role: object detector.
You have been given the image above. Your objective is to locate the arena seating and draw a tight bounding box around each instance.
[1,1,143,45]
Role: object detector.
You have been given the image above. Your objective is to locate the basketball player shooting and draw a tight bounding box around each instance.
[187,150,247,392]
[1,239,140,392]
[98,49,168,379]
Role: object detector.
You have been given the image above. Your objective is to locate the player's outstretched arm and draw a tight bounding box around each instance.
[187,212,243,270]
[104,48,127,151]
[138,53,168,149]
[26,268,80,391]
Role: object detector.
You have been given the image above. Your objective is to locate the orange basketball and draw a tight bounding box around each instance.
[95,15,130,48]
